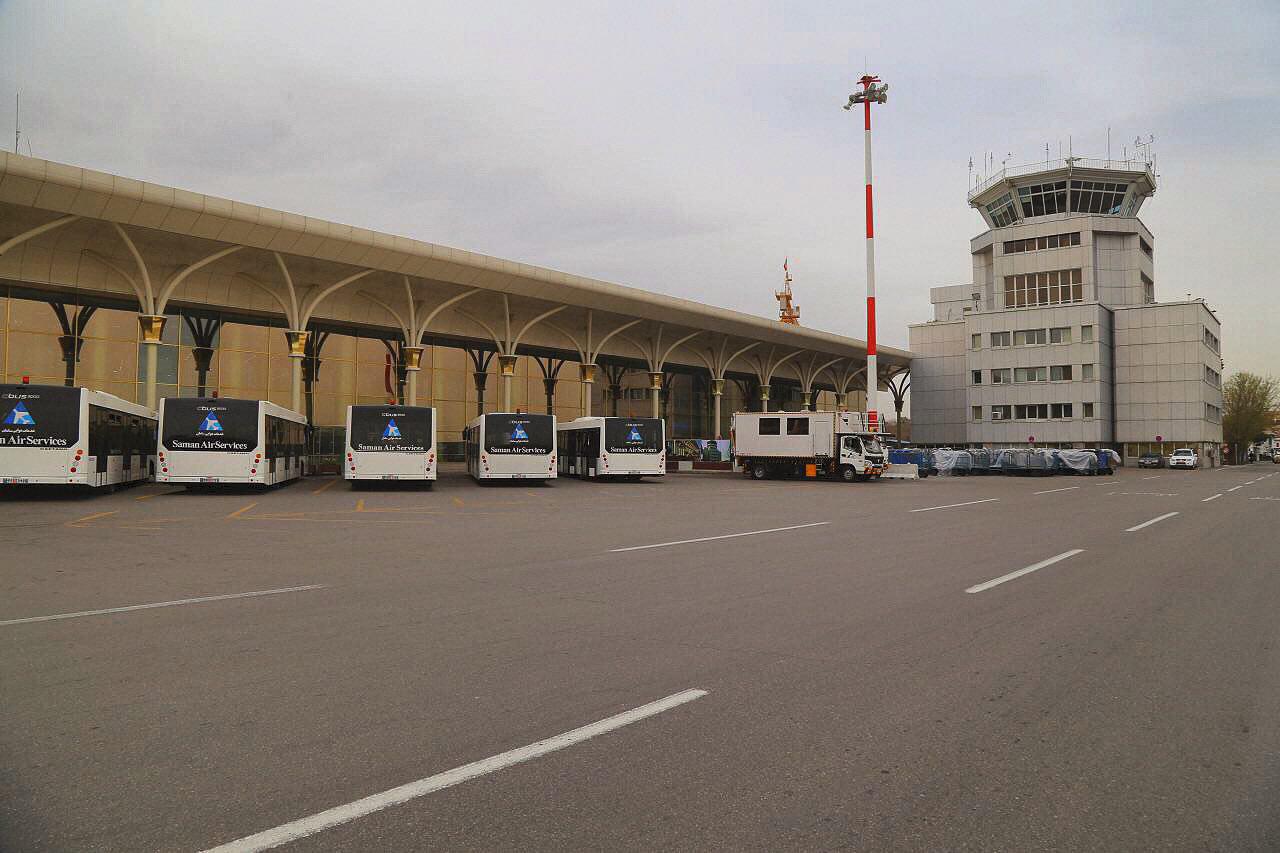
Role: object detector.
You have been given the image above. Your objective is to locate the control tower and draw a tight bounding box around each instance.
[909,151,1223,462]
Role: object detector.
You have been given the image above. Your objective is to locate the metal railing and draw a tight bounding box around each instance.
[968,157,1156,201]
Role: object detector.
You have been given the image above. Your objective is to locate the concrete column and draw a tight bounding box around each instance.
[835,392,848,411]
[759,384,771,413]
[711,377,724,439]
[579,363,597,418]
[285,330,309,414]
[801,390,812,411]
[401,346,424,406]
[498,354,519,412]
[472,372,489,416]
[648,372,663,420]
[137,315,167,409]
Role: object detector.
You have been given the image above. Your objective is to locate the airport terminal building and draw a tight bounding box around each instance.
[909,156,1224,464]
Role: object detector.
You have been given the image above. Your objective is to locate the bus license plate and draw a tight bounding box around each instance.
[381,475,399,480]
[200,477,220,483]
[2,477,30,484]
[509,473,526,479]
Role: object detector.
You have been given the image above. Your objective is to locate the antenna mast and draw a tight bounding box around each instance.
[775,258,800,325]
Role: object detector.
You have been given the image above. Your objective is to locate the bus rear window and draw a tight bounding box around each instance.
[0,385,80,449]
[485,414,553,454]
[163,399,258,452]
[350,407,433,452]
[604,418,662,453]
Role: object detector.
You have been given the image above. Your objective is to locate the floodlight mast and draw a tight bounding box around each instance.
[843,74,888,432]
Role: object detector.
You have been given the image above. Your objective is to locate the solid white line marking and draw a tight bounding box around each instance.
[1202,493,1222,502]
[609,522,828,552]
[909,498,999,513]
[965,549,1085,594]
[1227,486,1242,492]
[1142,475,1160,480]
[1034,486,1079,495]
[1125,511,1179,533]
[0,585,326,627]
[201,688,708,853]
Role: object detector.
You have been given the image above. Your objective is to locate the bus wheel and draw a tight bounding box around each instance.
[839,465,857,483]
[751,462,769,480]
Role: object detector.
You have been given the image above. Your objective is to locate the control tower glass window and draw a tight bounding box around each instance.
[985,192,1019,227]
[1004,268,1083,307]
[1070,180,1128,215]
[1017,181,1067,217]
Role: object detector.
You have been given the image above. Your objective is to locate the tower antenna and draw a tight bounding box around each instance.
[776,258,800,325]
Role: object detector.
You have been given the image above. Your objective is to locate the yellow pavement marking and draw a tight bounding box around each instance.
[312,478,339,495]
[67,510,118,527]
[355,498,366,512]
[452,497,464,507]
[226,502,258,520]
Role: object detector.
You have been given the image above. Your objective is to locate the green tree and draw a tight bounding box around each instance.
[1223,372,1278,463]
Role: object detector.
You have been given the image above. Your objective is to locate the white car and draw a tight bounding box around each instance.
[1168,448,1199,469]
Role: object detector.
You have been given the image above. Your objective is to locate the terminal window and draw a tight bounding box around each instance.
[970,333,982,350]
[1081,325,1094,343]
[985,192,1019,228]
[991,405,1012,421]
[1050,365,1073,381]
[972,406,983,421]
[1083,402,1095,418]
[1015,367,1047,383]
[1070,180,1129,214]
[991,368,1012,384]
[1050,403,1073,419]
[971,370,982,385]
[1003,232,1081,254]
[1050,326,1072,344]
[1082,363,1095,380]
[1015,404,1049,420]
[1013,328,1048,346]
[990,331,1011,347]
[1004,269,1083,307]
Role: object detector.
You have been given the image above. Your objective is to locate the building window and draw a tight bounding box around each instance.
[1070,179,1129,215]
[1003,269,1083,307]
[1203,327,1220,352]
[1083,402,1095,419]
[1050,403,1074,419]
[1015,403,1049,420]
[1017,181,1068,217]
[972,406,983,422]
[1081,325,1094,343]
[1139,237,1153,258]
[1003,232,1081,254]
[786,417,809,435]
[971,370,983,385]
[1049,326,1072,344]
[970,333,981,350]
[1141,272,1154,304]
[991,405,1012,421]
[1050,365,1073,381]
[985,192,1019,228]
[758,417,780,435]
[1205,403,1221,422]
[991,331,1011,348]
[1204,365,1221,387]
[1015,366,1047,383]
[1013,328,1048,346]
[1082,363,1095,381]
[991,368,1012,384]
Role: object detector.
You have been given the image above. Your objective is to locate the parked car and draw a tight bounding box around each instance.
[1138,452,1165,468]
[1168,448,1200,469]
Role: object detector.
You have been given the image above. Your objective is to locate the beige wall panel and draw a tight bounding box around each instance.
[311,359,355,398]
[7,331,66,378]
[221,322,271,353]
[432,369,467,402]
[8,297,64,334]
[81,307,139,341]
[220,349,269,389]
[75,338,137,383]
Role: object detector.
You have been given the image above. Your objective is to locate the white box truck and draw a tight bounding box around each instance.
[732,411,886,482]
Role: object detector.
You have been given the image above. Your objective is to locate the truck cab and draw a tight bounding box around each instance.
[839,433,885,480]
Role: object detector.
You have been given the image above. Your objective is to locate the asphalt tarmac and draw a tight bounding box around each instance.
[2,462,1279,851]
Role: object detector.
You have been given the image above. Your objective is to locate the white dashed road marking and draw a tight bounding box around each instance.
[1125,511,1179,533]
[910,498,1000,513]
[610,522,829,552]
[0,585,326,627]
[965,549,1086,594]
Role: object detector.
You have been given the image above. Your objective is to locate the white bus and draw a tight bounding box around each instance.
[464,412,557,481]
[344,404,436,484]
[557,416,665,480]
[1,383,157,488]
[157,397,306,486]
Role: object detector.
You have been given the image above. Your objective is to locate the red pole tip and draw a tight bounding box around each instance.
[22,375,30,384]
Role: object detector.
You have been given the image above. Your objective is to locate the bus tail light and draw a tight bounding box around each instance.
[251,468,257,475]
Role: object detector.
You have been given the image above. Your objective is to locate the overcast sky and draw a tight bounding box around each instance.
[2,0,1277,376]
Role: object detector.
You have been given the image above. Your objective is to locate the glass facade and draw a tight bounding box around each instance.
[1004,269,1084,308]
[1017,181,1068,217]
[985,192,1019,227]
[1003,232,1080,254]
[1070,180,1129,214]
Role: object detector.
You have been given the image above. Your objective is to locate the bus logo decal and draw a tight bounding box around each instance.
[198,412,224,433]
[3,402,35,426]
[627,425,643,442]
[382,419,402,440]
[511,424,528,441]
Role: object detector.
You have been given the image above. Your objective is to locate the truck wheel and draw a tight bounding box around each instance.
[751,462,769,480]
[839,465,857,483]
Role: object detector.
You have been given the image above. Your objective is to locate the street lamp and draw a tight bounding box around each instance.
[844,74,888,432]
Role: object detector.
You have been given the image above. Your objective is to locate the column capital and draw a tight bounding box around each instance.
[497,354,519,376]
[137,314,167,343]
[648,371,664,390]
[579,363,598,383]
[710,378,724,396]
[285,329,310,358]
[835,392,848,411]
[758,384,771,400]
[401,345,425,371]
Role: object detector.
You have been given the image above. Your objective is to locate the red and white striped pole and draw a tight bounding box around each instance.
[852,74,886,433]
